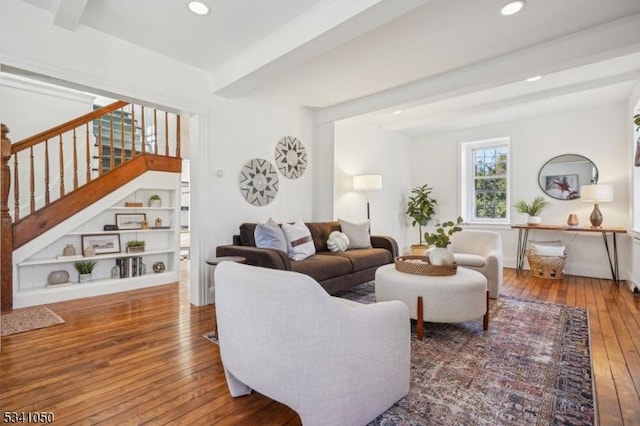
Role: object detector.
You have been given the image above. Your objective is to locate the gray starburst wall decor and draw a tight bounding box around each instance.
[274,136,307,179]
[239,158,279,206]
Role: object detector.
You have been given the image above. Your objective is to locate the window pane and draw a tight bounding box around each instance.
[465,142,509,222]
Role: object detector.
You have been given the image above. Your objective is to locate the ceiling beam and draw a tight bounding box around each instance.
[208,0,431,97]
[53,0,88,31]
[316,14,640,125]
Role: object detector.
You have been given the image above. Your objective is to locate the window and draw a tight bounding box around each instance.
[461,138,510,224]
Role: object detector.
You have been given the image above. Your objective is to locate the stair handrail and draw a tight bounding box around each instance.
[11,100,128,153]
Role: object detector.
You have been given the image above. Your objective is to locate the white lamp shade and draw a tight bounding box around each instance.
[580,184,613,202]
[353,174,382,191]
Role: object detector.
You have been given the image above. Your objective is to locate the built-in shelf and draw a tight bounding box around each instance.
[18,249,174,266]
[66,228,176,236]
[21,271,175,293]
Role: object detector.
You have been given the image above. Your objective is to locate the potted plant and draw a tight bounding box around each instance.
[405,184,437,255]
[148,194,162,207]
[514,196,549,226]
[74,260,98,283]
[126,240,146,253]
[423,217,464,265]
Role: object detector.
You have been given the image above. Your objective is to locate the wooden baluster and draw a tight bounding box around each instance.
[141,106,146,155]
[131,105,136,156]
[176,115,181,159]
[1,124,14,310]
[29,146,35,214]
[73,128,78,190]
[44,140,50,205]
[85,123,91,182]
[98,114,103,175]
[13,154,19,221]
[59,134,65,197]
[120,107,125,163]
[165,111,169,156]
[110,112,115,170]
[153,109,158,154]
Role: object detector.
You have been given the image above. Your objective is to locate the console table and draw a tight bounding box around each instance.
[511,224,627,285]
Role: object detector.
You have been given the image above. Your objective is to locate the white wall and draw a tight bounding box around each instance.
[411,102,630,279]
[334,120,412,250]
[205,94,316,256]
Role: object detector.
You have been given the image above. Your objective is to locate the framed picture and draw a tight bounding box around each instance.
[81,233,121,255]
[545,174,579,200]
[115,213,147,230]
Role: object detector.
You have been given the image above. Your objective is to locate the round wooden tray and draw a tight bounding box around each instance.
[394,255,457,276]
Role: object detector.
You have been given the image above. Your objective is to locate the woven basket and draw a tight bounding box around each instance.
[394,255,457,276]
[526,250,567,279]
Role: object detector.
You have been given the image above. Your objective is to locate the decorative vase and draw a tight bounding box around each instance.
[111,264,121,279]
[567,213,579,226]
[83,246,96,257]
[410,244,429,256]
[527,216,541,226]
[63,244,76,256]
[48,270,70,285]
[78,273,92,283]
[429,247,455,266]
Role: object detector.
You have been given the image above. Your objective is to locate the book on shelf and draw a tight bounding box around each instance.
[115,256,144,278]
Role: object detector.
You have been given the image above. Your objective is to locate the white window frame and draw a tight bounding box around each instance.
[460,137,511,225]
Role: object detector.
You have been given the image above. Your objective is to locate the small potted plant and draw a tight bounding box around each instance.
[405,184,438,255]
[148,194,162,207]
[74,260,98,283]
[515,196,549,226]
[126,240,146,253]
[423,217,464,265]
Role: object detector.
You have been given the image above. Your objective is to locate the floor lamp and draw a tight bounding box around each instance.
[353,174,382,220]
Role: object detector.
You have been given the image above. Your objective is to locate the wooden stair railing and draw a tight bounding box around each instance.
[1,102,182,310]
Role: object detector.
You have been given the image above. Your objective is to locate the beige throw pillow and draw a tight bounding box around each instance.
[282,220,316,260]
[338,218,371,249]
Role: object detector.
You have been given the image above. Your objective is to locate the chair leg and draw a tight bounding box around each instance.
[483,290,489,331]
[417,296,424,340]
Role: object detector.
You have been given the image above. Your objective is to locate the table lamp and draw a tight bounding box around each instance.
[580,184,613,228]
[353,174,382,219]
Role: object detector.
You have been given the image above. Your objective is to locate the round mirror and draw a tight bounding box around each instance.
[538,154,598,200]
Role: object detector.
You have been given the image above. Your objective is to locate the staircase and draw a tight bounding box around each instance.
[0,102,182,310]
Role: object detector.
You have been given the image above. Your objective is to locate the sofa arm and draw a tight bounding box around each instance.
[216,245,292,270]
[371,235,399,258]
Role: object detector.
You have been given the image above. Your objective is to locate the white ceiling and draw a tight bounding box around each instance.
[18,0,640,136]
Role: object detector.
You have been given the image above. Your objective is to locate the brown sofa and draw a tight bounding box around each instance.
[216,221,398,294]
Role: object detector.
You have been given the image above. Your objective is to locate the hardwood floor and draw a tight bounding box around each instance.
[1,263,639,425]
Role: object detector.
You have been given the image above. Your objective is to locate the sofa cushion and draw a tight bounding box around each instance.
[306,222,341,252]
[339,219,371,249]
[454,253,485,267]
[320,248,392,272]
[282,220,316,261]
[239,223,258,246]
[290,254,353,282]
[254,218,287,251]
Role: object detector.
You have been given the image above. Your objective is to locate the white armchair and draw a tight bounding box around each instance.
[449,230,504,299]
[215,262,410,426]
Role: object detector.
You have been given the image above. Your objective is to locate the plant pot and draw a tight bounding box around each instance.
[149,200,161,208]
[410,244,430,256]
[429,247,455,266]
[127,246,145,253]
[527,216,542,226]
[78,273,92,283]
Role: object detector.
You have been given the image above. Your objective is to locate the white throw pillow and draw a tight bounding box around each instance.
[254,218,287,252]
[282,220,316,260]
[531,243,565,257]
[338,218,371,249]
[327,231,349,252]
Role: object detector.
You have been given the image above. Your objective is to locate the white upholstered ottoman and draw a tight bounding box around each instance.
[375,264,489,339]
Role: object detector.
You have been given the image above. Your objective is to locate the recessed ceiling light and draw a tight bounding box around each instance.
[393,110,403,114]
[188,1,209,16]
[501,0,526,16]
[526,75,542,82]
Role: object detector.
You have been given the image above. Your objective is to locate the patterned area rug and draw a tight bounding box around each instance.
[1,307,65,336]
[336,282,594,426]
